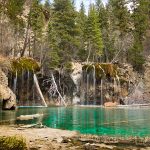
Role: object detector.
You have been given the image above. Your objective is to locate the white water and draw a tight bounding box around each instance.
[13,71,17,94]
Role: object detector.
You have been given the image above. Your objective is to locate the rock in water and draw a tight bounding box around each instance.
[17,114,43,120]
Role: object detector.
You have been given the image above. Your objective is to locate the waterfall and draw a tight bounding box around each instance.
[86,74,89,105]
[13,71,17,94]
[101,79,103,105]
[32,72,35,105]
[116,74,121,97]
[93,65,96,105]
[27,70,30,102]
[33,74,47,107]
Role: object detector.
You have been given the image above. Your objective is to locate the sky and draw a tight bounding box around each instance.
[75,0,108,11]
[42,0,108,13]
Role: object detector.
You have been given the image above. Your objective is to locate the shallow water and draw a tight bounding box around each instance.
[1,106,150,137]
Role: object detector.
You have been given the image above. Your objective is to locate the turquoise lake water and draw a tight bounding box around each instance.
[1,106,150,137]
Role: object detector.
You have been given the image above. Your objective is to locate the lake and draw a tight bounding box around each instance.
[1,106,150,137]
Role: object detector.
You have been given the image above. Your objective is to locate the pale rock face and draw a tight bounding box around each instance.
[143,56,150,102]
[70,62,82,104]
[0,69,16,110]
[71,62,82,88]
[104,102,117,107]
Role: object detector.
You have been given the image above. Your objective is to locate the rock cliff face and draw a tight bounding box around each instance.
[0,68,16,110]
[143,56,150,103]
[73,62,150,105]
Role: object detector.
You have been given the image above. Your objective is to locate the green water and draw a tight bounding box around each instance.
[1,106,150,137]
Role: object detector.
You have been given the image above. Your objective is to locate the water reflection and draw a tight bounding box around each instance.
[0,107,150,137]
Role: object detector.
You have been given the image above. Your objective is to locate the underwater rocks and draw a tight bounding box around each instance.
[17,114,44,121]
[0,69,16,110]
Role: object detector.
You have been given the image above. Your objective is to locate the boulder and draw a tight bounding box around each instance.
[104,102,117,107]
[0,69,16,110]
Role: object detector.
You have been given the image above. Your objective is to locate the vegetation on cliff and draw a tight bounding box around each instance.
[0,0,149,73]
[11,57,40,74]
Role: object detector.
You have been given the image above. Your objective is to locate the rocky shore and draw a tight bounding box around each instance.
[1,125,150,150]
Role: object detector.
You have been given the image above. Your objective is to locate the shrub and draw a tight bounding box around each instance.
[0,136,28,150]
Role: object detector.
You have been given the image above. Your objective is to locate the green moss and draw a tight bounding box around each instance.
[82,63,118,80]
[64,62,73,72]
[0,136,28,150]
[11,57,40,74]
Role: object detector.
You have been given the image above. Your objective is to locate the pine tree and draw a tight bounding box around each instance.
[102,4,116,62]
[53,0,79,70]
[110,0,130,35]
[109,0,131,63]
[85,4,103,62]
[128,0,150,71]
[5,0,25,27]
[46,20,60,69]
[96,0,106,29]
[76,2,87,61]
[29,0,45,38]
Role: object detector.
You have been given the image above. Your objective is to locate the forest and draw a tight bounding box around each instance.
[1,1,150,149]
[0,0,149,73]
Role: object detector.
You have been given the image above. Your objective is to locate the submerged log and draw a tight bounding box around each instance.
[17,114,44,120]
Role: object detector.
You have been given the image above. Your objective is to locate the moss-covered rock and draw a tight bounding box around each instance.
[82,63,118,80]
[11,57,40,74]
[0,136,28,150]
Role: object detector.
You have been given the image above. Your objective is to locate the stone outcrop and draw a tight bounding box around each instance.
[143,56,150,103]
[78,62,150,105]
[125,56,150,104]
[0,69,16,110]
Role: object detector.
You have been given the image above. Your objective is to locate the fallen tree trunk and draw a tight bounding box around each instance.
[51,73,67,107]
[34,74,47,107]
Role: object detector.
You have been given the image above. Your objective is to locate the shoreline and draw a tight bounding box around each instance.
[77,104,150,109]
[1,125,150,149]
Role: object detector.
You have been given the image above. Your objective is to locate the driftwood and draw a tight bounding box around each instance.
[34,74,48,107]
[51,73,67,106]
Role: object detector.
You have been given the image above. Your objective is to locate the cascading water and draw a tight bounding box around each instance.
[27,70,30,105]
[93,65,96,105]
[13,71,17,95]
[80,63,126,106]
[100,79,103,105]
[86,74,89,105]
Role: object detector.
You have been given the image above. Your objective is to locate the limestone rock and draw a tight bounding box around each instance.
[142,56,150,103]
[0,69,16,110]
[104,102,117,107]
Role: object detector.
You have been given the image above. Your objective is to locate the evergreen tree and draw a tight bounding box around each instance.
[6,0,25,27]
[30,0,45,38]
[85,4,103,62]
[110,0,130,35]
[95,0,106,29]
[102,3,117,62]
[53,0,79,70]
[109,0,131,63]
[128,0,150,71]
[46,20,60,69]
[96,0,113,62]
[76,2,87,61]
